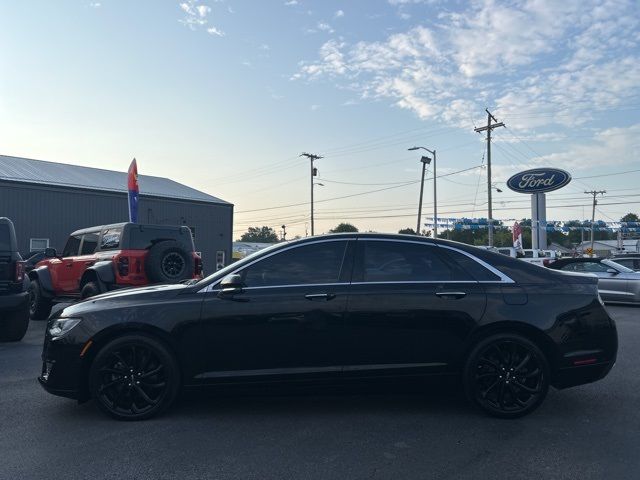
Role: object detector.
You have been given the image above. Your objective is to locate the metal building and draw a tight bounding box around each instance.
[0,155,233,274]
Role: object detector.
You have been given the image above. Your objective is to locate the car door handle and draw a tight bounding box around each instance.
[435,291,467,300]
[304,293,336,301]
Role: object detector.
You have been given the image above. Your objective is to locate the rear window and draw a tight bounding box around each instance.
[0,224,10,251]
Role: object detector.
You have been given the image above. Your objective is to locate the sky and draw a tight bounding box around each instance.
[1,0,639,239]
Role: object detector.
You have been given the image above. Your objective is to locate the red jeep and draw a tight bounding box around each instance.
[28,223,203,320]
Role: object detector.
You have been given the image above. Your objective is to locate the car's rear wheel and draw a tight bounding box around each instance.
[0,301,30,342]
[28,279,52,320]
[463,333,549,419]
[89,334,180,421]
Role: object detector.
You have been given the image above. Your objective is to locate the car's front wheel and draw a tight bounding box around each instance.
[89,334,181,421]
[463,333,549,419]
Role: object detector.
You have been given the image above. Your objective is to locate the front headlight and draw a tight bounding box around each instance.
[49,318,82,338]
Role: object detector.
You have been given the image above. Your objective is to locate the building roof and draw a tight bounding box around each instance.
[0,155,231,205]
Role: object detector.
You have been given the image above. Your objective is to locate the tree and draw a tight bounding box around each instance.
[621,213,639,223]
[398,227,416,235]
[239,226,279,243]
[330,223,359,233]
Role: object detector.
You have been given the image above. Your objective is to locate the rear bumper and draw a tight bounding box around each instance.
[0,291,29,311]
[553,360,615,389]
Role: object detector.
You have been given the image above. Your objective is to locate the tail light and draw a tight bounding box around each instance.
[15,261,25,282]
[194,254,203,277]
[117,256,129,276]
[543,259,551,267]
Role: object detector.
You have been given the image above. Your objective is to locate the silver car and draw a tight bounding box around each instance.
[549,258,640,304]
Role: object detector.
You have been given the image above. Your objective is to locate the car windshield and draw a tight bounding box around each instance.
[603,259,635,273]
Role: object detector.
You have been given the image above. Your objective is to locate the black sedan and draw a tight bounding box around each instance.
[39,234,617,420]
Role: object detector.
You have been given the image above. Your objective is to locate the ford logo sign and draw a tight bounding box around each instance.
[506,168,572,194]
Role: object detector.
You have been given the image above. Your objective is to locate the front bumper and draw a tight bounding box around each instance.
[39,328,89,401]
[37,375,79,400]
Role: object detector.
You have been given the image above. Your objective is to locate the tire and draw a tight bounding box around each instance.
[80,281,101,300]
[29,279,53,321]
[145,240,194,283]
[89,334,181,421]
[0,301,30,342]
[463,333,549,419]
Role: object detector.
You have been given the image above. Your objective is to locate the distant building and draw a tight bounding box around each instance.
[577,239,640,257]
[0,155,233,274]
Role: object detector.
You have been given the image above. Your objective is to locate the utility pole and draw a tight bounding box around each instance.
[585,190,606,256]
[408,146,436,236]
[474,109,505,247]
[417,157,429,234]
[281,224,287,242]
[300,153,323,236]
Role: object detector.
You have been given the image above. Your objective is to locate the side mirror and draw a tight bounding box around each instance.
[44,247,58,258]
[606,268,619,275]
[218,274,244,297]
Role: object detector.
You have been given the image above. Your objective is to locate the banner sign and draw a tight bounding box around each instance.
[127,158,139,223]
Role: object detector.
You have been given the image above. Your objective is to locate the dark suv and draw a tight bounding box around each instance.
[28,223,203,320]
[0,218,29,342]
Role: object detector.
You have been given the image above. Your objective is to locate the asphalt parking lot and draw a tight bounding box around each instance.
[1,306,639,480]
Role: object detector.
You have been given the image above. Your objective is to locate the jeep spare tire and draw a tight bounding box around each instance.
[146,240,193,283]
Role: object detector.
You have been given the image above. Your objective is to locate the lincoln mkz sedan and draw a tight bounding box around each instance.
[39,234,618,420]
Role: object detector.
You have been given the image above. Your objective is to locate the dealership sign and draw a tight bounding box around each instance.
[506,168,572,194]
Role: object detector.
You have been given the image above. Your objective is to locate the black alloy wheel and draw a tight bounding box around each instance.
[161,252,186,279]
[464,333,549,418]
[89,335,180,420]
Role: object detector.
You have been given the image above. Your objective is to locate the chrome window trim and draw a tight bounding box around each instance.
[209,282,351,293]
[198,237,355,293]
[357,238,515,284]
[436,245,515,284]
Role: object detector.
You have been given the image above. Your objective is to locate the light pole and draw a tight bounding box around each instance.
[300,153,323,236]
[408,146,436,236]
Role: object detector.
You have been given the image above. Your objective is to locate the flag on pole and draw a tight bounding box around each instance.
[127,158,139,223]
[513,221,523,251]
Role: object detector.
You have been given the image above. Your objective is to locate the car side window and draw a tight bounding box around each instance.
[241,241,348,287]
[582,262,610,272]
[562,263,581,272]
[62,234,82,257]
[359,241,473,282]
[615,259,632,269]
[81,232,99,255]
[441,248,501,281]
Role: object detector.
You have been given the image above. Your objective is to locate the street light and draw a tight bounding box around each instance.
[408,146,437,236]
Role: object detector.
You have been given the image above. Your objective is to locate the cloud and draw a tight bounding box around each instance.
[526,124,640,171]
[284,0,298,5]
[316,22,334,34]
[295,0,640,130]
[334,10,344,18]
[180,0,226,35]
[89,2,101,7]
[207,26,225,36]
